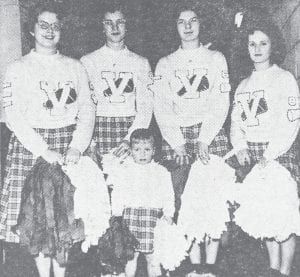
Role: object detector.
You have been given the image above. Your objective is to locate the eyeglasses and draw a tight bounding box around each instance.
[102,19,126,29]
[37,20,62,32]
[177,17,199,26]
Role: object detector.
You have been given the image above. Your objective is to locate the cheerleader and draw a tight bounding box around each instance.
[108,128,174,277]
[231,18,300,277]
[1,2,95,277]
[153,2,231,276]
[80,0,153,160]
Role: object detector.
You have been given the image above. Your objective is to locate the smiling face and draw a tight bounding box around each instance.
[103,10,126,45]
[177,10,200,43]
[32,11,61,53]
[248,30,271,66]
[131,139,155,165]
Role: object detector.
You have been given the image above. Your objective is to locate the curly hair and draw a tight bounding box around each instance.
[241,16,286,67]
[27,1,65,34]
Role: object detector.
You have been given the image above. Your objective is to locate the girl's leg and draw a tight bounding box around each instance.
[52,258,66,277]
[205,239,219,265]
[189,241,201,274]
[35,252,51,277]
[125,251,139,277]
[280,235,296,276]
[189,241,201,264]
[265,239,280,271]
[145,253,160,277]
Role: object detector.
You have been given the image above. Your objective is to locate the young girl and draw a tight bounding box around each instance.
[231,18,300,277]
[153,2,231,276]
[80,1,153,161]
[1,2,95,276]
[108,128,174,277]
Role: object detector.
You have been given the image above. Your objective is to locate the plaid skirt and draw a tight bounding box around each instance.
[161,123,229,161]
[122,207,162,253]
[247,141,300,184]
[93,116,135,156]
[0,125,75,243]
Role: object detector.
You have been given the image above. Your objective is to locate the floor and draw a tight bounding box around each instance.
[0,224,299,277]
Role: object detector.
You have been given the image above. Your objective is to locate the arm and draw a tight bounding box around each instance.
[68,62,96,153]
[110,171,126,216]
[160,168,175,218]
[3,63,53,158]
[230,81,251,166]
[197,52,230,146]
[263,72,300,161]
[124,59,153,140]
[230,81,248,152]
[153,58,185,148]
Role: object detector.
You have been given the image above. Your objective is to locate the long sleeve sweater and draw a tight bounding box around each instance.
[109,159,175,218]
[231,64,300,160]
[81,45,153,140]
[2,50,95,156]
[153,45,230,149]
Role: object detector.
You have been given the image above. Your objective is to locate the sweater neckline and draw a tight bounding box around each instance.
[102,44,128,56]
[30,49,61,60]
[251,64,278,77]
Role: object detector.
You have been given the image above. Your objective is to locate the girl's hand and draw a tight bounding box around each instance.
[43,149,63,164]
[236,149,251,166]
[162,216,173,225]
[174,144,190,166]
[64,147,81,165]
[197,141,210,165]
[113,140,131,159]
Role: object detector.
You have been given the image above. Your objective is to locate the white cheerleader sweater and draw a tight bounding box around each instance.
[231,65,300,160]
[153,45,230,149]
[109,159,175,218]
[3,50,95,157]
[81,45,153,140]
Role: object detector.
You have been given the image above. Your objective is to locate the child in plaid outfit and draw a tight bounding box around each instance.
[81,0,153,161]
[1,2,95,277]
[231,17,300,277]
[109,129,174,277]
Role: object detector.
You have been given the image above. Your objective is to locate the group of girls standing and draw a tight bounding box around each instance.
[1,1,300,277]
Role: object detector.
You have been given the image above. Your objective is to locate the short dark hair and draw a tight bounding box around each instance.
[130,129,155,147]
[102,0,127,19]
[27,1,65,33]
[173,0,213,45]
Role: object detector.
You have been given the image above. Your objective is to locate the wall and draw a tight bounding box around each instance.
[273,0,300,86]
[0,0,22,122]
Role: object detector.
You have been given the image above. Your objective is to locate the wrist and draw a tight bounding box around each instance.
[68,147,81,155]
[121,139,130,146]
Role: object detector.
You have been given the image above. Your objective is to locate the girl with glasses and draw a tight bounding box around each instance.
[1,2,95,276]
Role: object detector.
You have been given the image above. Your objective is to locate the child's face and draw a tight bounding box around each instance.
[131,140,155,165]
